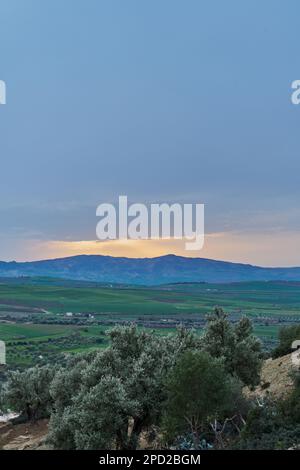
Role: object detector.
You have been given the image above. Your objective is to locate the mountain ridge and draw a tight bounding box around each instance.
[1,254,300,285]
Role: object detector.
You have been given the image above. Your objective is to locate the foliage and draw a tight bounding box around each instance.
[235,404,300,449]
[272,324,300,358]
[162,350,245,448]
[49,375,138,450]
[1,365,55,421]
[202,308,262,386]
[47,325,200,450]
[5,311,296,450]
[236,372,300,449]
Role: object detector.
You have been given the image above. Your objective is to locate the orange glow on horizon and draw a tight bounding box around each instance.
[16,230,300,267]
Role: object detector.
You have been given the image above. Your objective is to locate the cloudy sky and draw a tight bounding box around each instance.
[0,0,300,265]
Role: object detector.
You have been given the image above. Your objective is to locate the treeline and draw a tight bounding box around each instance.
[1,309,300,450]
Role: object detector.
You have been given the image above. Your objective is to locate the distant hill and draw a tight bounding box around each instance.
[1,254,300,285]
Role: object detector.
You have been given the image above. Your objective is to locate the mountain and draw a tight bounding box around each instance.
[1,254,300,285]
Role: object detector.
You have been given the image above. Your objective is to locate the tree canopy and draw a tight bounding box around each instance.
[0,309,265,450]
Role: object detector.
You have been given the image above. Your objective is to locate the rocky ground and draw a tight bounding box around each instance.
[245,352,298,400]
[0,419,49,450]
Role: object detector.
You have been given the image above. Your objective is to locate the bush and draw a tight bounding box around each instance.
[236,373,300,449]
[162,350,245,449]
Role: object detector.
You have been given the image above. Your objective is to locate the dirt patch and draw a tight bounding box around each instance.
[0,419,49,450]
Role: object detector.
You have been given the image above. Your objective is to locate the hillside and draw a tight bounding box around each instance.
[245,352,298,400]
[1,353,298,450]
[1,254,300,285]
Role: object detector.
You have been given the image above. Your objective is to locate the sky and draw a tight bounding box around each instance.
[0,0,300,266]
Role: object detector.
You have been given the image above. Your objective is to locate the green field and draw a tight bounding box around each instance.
[2,279,300,315]
[1,278,300,367]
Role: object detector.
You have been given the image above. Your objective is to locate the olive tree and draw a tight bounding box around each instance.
[48,325,200,449]
[202,308,262,386]
[2,365,55,421]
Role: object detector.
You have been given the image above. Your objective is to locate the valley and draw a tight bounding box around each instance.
[1,277,300,367]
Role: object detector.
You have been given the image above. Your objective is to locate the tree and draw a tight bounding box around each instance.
[49,353,94,413]
[162,350,241,449]
[2,317,264,449]
[2,365,55,421]
[48,325,200,449]
[48,376,138,450]
[202,308,262,386]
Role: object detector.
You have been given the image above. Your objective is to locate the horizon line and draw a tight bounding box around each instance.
[2,252,300,270]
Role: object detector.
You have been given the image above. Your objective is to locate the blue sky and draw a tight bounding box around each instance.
[0,0,300,265]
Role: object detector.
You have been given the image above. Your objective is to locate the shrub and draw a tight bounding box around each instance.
[162,350,245,449]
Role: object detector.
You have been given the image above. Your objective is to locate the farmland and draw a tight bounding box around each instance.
[1,277,300,367]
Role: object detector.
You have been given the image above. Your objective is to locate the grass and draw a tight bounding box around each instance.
[0,323,69,340]
[1,278,300,367]
[1,279,300,318]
